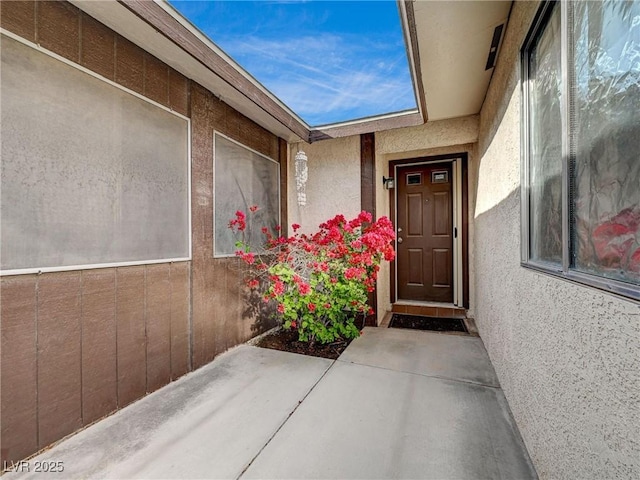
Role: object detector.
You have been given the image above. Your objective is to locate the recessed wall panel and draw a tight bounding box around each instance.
[408,248,424,286]
[407,193,423,236]
[0,35,189,273]
[433,191,451,236]
[433,248,451,287]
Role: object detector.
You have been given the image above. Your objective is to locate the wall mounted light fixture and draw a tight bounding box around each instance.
[382,176,395,190]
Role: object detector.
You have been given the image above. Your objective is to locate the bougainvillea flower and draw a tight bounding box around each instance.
[229,208,396,344]
[273,280,285,296]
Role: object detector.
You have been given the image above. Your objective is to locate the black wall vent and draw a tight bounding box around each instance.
[485,23,504,70]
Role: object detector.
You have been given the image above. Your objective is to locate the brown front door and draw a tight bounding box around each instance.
[397,163,453,302]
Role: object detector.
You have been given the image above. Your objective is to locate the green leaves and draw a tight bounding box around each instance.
[230,210,395,344]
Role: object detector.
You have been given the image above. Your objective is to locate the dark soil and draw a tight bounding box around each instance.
[255,328,353,360]
[389,314,468,333]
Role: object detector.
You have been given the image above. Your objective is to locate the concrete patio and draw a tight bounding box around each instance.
[4,327,537,479]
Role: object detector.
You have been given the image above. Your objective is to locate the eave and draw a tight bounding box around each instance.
[70,0,310,143]
[69,0,512,145]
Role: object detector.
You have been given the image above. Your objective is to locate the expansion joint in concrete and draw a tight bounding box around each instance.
[236,359,337,479]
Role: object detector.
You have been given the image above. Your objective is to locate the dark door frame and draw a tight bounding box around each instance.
[389,152,469,309]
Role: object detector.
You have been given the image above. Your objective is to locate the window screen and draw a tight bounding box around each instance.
[214,133,280,257]
[1,35,190,273]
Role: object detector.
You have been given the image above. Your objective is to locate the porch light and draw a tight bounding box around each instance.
[295,148,308,206]
[382,176,395,189]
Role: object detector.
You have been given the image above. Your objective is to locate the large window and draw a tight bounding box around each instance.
[522,0,640,300]
[1,34,190,274]
[213,133,280,257]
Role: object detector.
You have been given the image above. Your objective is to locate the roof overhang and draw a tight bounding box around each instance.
[70,0,310,143]
[309,110,423,142]
[70,0,430,143]
[401,0,513,121]
[310,0,514,140]
[70,0,512,144]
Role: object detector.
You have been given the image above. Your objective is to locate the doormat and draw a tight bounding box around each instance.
[389,314,468,333]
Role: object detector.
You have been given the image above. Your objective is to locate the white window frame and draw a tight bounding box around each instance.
[0,30,192,276]
[520,0,640,302]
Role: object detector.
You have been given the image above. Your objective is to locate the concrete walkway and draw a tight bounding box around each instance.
[5,328,537,479]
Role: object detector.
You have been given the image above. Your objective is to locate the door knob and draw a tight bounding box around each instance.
[397,237,403,243]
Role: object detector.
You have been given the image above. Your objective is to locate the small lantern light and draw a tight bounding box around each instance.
[295,148,308,206]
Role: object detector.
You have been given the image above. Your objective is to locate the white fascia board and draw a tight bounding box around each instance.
[397,0,426,123]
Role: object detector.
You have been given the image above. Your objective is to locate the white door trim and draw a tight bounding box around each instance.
[452,159,464,307]
[393,158,464,307]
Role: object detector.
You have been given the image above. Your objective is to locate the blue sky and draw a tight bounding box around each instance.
[168,0,416,126]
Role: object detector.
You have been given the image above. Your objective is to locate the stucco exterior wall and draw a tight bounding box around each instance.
[288,136,361,234]
[375,115,479,159]
[289,119,479,323]
[475,2,640,479]
[375,117,479,317]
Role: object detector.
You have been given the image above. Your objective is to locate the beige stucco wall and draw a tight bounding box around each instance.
[375,115,479,159]
[287,117,479,323]
[475,2,640,479]
[288,136,361,234]
[375,116,479,317]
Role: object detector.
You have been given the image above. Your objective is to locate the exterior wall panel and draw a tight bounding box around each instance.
[0,264,192,464]
[169,70,190,117]
[80,13,116,80]
[0,276,38,466]
[0,0,35,43]
[145,264,172,393]
[37,1,80,63]
[190,83,217,369]
[144,53,169,107]
[115,266,147,407]
[170,262,191,379]
[115,36,145,97]
[36,272,83,448]
[81,269,117,425]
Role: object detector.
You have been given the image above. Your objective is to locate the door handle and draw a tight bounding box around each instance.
[397,237,403,243]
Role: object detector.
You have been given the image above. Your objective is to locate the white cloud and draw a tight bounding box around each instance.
[220,33,416,125]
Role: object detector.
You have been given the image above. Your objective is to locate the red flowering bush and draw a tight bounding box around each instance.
[230,208,395,344]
